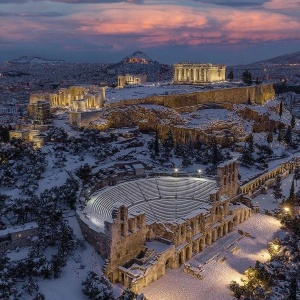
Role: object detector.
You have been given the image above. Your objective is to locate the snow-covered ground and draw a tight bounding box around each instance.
[106,82,239,103]
[139,175,293,300]
[141,214,285,300]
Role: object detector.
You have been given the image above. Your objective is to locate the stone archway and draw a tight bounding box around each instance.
[192,241,199,254]
[199,239,205,251]
[217,226,223,238]
[223,223,228,235]
[178,251,184,265]
[233,216,238,226]
[228,221,234,232]
[212,230,217,242]
[205,233,211,245]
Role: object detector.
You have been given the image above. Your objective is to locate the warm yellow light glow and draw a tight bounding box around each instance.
[284,207,290,212]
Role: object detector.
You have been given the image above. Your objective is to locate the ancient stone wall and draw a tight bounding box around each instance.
[240,157,300,196]
[109,84,275,109]
[69,110,107,128]
[105,206,148,283]
[76,215,109,258]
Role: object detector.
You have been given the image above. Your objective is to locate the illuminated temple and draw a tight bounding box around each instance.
[173,63,226,84]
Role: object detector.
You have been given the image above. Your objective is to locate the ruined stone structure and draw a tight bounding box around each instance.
[117,74,147,88]
[29,85,105,110]
[9,129,46,148]
[240,157,300,198]
[27,100,51,125]
[173,63,226,84]
[77,161,252,292]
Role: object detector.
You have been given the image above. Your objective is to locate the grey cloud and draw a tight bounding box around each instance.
[194,0,271,7]
[0,0,143,3]
[0,11,65,17]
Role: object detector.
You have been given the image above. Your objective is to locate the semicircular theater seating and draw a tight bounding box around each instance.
[86,177,217,225]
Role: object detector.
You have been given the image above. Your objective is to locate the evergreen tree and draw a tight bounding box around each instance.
[287,278,297,300]
[273,176,283,203]
[212,142,221,167]
[154,131,159,157]
[241,149,254,167]
[284,125,292,145]
[75,164,92,184]
[22,276,39,296]
[242,70,252,86]
[248,133,254,153]
[33,293,46,300]
[278,129,283,142]
[227,70,234,81]
[291,115,296,129]
[294,166,300,186]
[287,177,295,207]
[279,100,283,119]
[162,130,174,161]
[267,131,273,146]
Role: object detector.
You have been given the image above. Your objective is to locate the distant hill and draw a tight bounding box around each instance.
[106,50,172,82]
[8,56,65,65]
[247,50,300,67]
[122,50,156,64]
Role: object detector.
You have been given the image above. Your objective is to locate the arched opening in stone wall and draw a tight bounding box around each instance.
[205,233,211,245]
[199,239,205,251]
[186,247,190,261]
[146,231,150,242]
[223,223,228,235]
[192,241,198,254]
[233,216,238,226]
[179,251,183,265]
[165,257,172,269]
[228,221,233,232]
[217,226,222,238]
[212,230,217,242]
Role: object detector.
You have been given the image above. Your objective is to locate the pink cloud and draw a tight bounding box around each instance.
[0,2,299,50]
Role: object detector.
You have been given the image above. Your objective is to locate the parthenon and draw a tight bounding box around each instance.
[173,63,226,84]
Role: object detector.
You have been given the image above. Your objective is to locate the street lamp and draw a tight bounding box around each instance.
[174,168,178,177]
[198,169,202,178]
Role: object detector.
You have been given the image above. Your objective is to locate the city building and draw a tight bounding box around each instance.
[173,63,226,84]
[0,222,38,251]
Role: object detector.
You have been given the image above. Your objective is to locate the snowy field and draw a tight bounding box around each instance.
[141,214,285,300]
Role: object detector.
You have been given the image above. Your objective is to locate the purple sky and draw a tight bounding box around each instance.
[0,0,300,64]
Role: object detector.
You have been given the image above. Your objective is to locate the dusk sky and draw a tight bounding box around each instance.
[0,0,300,65]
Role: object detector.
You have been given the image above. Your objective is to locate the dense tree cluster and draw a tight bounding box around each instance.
[148,131,232,174]
[0,139,46,192]
[3,176,79,225]
[82,272,147,300]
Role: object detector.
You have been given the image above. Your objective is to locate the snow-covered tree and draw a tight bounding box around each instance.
[82,272,114,300]
[273,176,283,203]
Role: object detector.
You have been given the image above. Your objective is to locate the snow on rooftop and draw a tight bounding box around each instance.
[0,221,38,236]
